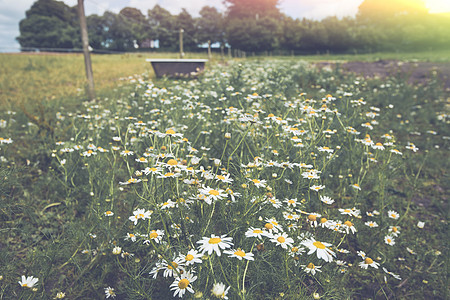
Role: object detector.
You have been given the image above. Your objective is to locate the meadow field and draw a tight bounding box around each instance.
[0,51,448,299]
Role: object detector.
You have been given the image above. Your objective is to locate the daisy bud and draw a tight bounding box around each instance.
[214,159,221,166]
[112,246,122,255]
[313,292,320,299]
[225,132,231,139]
[417,221,425,229]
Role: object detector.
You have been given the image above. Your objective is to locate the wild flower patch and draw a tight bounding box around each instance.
[0,59,447,299]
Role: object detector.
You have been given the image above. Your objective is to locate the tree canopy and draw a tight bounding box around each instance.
[16,0,450,53]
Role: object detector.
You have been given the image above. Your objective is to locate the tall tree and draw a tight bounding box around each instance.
[224,0,282,51]
[119,7,149,47]
[148,5,176,50]
[17,0,80,50]
[176,9,197,51]
[196,6,225,46]
[102,11,134,51]
[225,0,281,18]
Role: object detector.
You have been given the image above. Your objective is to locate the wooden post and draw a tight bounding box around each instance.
[207,40,212,60]
[77,0,95,100]
[179,28,184,58]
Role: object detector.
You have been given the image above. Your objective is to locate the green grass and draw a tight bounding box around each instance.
[0,53,448,299]
[254,48,450,62]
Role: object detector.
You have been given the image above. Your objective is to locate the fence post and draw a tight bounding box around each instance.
[179,28,184,58]
[77,0,95,100]
[208,40,212,60]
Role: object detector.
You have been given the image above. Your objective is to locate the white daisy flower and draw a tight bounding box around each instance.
[197,234,233,256]
[224,248,255,260]
[179,249,202,266]
[211,282,230,299]
[365,221,379,228]
[145,229,164,244]
[319,195,335,205]
[359,257,380,269]
[387,210,400,220]
[199,186,227,204]
[18,275,39,288]
[284,198,299,207]
[343,221,357,234]
[384,235,395,246]
[250,178,267,188]
[388,226,401,236]
[170,272,197,298]
[307,213,321,227]
[245,227,265,239]
[128,208,152,225]
[302,263,322,275]
[310,184,325,192]
[104,286,116,298]
[301,237,335,262]
[269,232,294,249]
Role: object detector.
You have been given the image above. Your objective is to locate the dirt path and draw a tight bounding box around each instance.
[317,60,450,90]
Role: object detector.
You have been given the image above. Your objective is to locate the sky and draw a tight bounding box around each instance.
[1,0,449,52]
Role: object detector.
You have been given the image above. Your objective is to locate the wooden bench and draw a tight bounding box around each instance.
[146,59,208,77]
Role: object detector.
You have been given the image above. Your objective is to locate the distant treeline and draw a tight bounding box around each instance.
[17,0,450,54]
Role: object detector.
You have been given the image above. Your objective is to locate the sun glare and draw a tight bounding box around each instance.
[425,0,450,13]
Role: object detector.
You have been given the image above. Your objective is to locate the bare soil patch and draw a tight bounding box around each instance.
[317,60,450,90]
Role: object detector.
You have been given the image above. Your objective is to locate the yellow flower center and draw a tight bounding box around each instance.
[234,249,246,257]
[129,233,135,237]
[291,247,299,252]
[253,229,263,234]
[164,172,174,177]
[268,113,274,118]
[166,129,176,135]
[265,223,274,230]
[313,241,326,249]
[376,142,383,146]
[392,227,398,232]
[277,236,286,243]
[185,254,194,261]
[365,257,374,264]
[106,211,112,215]
[139,157,146,161]
[308,214,317,221]
[22,283,27,287]
[320,218,327,223]
[252,179,260,184]
[168,262,178,269]
[344,221,353,227]
[178,278,189,289]
[217,175,225,180]
[167,159,178,166]
[209,189,220,196]
[288,200,295,204]
[150,231,158,239]
[307,262,315,269]
[209,237,222,244]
